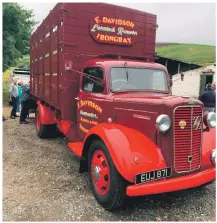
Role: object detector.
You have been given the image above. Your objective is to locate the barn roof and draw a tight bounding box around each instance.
[155,43,216,66]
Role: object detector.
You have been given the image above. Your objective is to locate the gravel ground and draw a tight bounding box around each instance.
[3,105,216,221]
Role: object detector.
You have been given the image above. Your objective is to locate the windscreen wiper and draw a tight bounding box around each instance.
[124,62,129,81]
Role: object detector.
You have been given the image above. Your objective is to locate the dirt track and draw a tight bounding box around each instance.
[3,105,216,221]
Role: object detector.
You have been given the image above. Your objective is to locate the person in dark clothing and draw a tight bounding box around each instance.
[16,81,22,114]
[199,83,216,113]
[212,81,216,91]
[20,81,30,124]
[9,77,18,119]
[206,83,212,91]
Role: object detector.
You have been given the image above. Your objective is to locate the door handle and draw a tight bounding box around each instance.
[75,97,80,101]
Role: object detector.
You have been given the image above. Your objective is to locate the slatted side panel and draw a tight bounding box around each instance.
[30,3,157,120]
[30,4,60,108]
[59,3,156,59]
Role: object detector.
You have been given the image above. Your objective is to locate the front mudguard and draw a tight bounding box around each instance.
[201,127,216,170]
[84,123,167,183]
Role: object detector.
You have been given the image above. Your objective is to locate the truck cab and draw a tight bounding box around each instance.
[77,59,169,137]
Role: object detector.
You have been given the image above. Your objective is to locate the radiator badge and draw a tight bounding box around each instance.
[192,116,202,130]
[179,120,187,129]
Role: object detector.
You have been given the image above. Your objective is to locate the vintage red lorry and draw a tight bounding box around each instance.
[30,3,216,210]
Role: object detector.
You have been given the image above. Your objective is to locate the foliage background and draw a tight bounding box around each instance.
[3,3,36,71]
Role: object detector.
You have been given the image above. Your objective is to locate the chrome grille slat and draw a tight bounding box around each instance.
[174,106,202,173]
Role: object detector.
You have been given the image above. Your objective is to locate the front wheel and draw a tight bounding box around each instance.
[88,140,126,210]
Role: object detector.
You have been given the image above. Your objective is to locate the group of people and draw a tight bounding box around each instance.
[9,77,30,124]
[199,81,216,113]
[5,77,216,124]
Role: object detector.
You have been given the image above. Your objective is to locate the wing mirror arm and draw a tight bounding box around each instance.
[171,72,185,86]
[169,79,173,87]
[100,79,105,86]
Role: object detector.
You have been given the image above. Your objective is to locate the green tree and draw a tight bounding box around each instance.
[3,3,36,71]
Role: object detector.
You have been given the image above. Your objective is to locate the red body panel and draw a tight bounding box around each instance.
[81,122,215,183]
[83,123,166,182]
[57,120,73,136]
[68,142,83,157]
[126,167,215,196]
[201,127,216,170]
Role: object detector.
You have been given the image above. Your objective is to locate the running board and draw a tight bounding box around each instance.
[67,142,83,157]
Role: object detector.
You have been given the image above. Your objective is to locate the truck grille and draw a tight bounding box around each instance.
[174,106,202,173]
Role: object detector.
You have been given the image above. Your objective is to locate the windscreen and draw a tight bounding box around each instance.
[111,68,168,92]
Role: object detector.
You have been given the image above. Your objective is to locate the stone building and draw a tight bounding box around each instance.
[171,64,216,98]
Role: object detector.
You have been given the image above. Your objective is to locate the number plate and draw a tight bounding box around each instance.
[135,167,172,185]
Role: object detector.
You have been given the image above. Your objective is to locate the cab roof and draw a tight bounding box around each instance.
[84,59,167,71]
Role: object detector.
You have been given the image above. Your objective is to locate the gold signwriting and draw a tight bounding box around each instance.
[80,117,98,125]
[77,100,102,113]
[90,16,138,46]
[79,123,88,133]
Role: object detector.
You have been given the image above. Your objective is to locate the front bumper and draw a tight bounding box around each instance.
[126,168,216,197]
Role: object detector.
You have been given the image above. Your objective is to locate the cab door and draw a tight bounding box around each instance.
[76,66,106,140]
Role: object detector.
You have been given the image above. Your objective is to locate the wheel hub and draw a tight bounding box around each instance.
[91,150,110,195]
[93,165,101,180]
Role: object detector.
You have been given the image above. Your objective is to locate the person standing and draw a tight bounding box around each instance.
[20,82,30,124]
[16,81,22,115]
[212,81,216,91]
[9,77,18,119]
[212,81,216,112]
[199,83,216,113]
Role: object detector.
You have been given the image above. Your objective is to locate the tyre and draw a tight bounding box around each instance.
[88,140,126,210]
[35,108,58,138]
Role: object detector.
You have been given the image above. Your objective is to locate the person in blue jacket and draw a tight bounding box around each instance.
[19,81,30,124]
[199,83,216,113]
[16,81,22,115]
